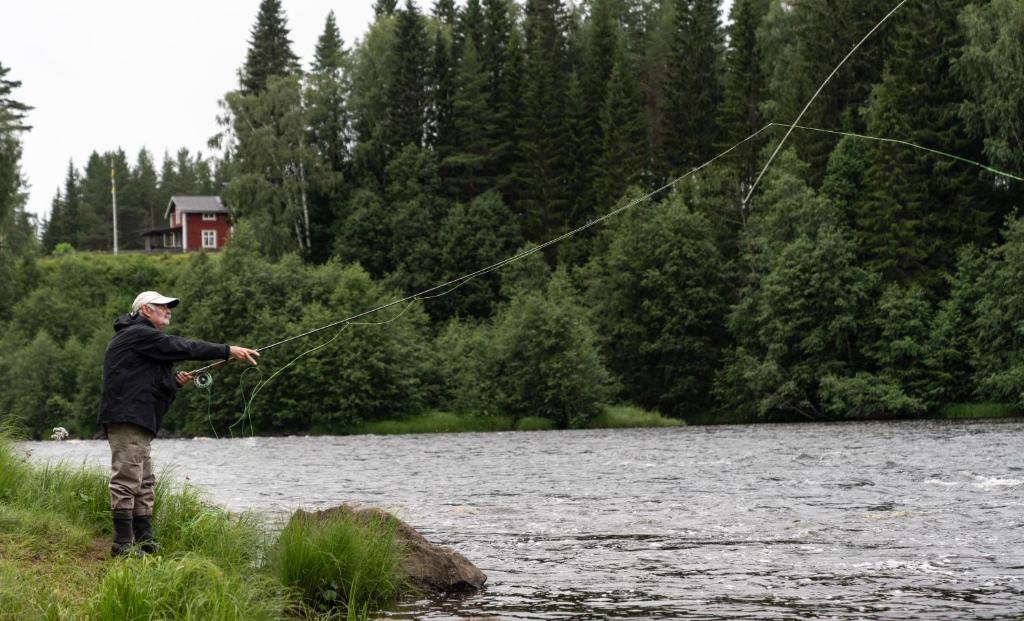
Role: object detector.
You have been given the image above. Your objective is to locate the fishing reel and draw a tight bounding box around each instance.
[193,372,214,390]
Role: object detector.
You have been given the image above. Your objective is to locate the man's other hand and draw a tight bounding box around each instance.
[175,371,193,387]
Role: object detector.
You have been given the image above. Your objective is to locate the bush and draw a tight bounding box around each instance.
[587,405,684,429]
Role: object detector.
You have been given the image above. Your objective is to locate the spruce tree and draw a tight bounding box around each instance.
[481,0,523,193]
[427,23,457,159]
[240,0,300,94]
[660,0,723,178]
[433,0,457,26]
[856,0,993,295]
[374,0,399,17]
[515,0,574,242]
[716,0,770,189]
[593,46,647,211]
[380,0,430,161]
[441,38,496,202]
[308,11,351,172]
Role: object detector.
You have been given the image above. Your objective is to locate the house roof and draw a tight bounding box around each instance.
[164,195,228,219]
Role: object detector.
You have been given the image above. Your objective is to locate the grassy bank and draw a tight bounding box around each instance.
[351,404,682,435]
[0,434,405,620]
[938,402,1022,420]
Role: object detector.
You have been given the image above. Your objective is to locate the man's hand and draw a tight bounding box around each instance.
[175,371,193,387]
[229,346,260,366]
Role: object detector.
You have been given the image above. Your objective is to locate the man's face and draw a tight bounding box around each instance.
[141,303,172,330]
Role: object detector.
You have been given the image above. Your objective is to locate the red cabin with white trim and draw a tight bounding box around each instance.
[141,196,232,252]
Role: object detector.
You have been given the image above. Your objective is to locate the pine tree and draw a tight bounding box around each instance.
[515,0,574,242]
[0,62,31,132]
[240,0,300,94]
[856,0,993,295]
[660,0,723,178]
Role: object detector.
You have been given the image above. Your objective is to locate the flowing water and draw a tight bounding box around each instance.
[20,419,1024,620]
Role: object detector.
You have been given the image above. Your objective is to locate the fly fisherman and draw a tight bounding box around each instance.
[98,291,259,557]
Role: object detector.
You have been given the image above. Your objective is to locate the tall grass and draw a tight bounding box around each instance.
[0,439,110,532]
[587,405,684,429]
[356,411,513,435]
[939,402,1021,419]
[88,554,286,621]
[270,511,403,616]
[153,476,266,570]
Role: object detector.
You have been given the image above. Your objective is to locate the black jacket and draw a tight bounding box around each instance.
[98,313,229,435]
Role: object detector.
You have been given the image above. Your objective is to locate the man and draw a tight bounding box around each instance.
[98,290,259,557]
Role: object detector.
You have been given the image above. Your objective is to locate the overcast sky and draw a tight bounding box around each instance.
[1,0,382,222]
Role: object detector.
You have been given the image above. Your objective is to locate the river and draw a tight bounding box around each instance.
[20,419,1024,620]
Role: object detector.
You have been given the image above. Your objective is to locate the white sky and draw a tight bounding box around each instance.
[1,0,383,222]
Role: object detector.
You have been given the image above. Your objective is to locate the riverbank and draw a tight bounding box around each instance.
[0,436,405,620]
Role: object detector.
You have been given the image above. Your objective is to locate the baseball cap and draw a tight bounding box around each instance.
[131,291,180,313]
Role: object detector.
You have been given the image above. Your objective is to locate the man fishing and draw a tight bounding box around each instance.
[98,290,259,557]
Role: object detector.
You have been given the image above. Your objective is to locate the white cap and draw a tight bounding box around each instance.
[131,291,180,313]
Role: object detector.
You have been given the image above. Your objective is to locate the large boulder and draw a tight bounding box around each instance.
[294,504,487,593]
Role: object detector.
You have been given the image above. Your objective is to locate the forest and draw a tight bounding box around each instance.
[0,0,1022,437]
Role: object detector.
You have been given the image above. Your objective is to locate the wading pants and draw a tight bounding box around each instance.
[106,423,155,516]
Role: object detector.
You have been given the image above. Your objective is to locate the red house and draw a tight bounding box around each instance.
[141,196,232,252]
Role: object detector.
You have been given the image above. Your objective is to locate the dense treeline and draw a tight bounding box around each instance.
[2,0,1023,437]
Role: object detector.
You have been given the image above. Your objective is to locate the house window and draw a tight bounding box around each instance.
[202,230,217,249]
[202,212,217,221]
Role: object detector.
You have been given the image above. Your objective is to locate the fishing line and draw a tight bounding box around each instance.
[766,123,1023,182]
[187,122,778,382]
[743,0,911,210]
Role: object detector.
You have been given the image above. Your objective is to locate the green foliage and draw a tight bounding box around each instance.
[585,191,728,418]
[865,284,944,409]
[819,372,924,419]
[955,0,1024,175]
[488,269,610,427]
[270,511,402,614]
[721,153,875,419]
[970,217,1024,408]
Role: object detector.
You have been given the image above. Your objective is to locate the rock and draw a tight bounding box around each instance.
[293,504,487,593]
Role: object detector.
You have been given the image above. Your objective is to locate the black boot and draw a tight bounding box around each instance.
[133,515,160,554]
[111,510,137,557]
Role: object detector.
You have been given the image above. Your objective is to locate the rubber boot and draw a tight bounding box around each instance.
[111,510,137,557]
[133,515,160,554]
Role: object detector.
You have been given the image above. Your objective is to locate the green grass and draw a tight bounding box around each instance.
[587,405,684,429]
[939,402,1022,420]
[0,434,408,620]
[87,554,285,621]
[355,410,513,435]
[269,511,404,617]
